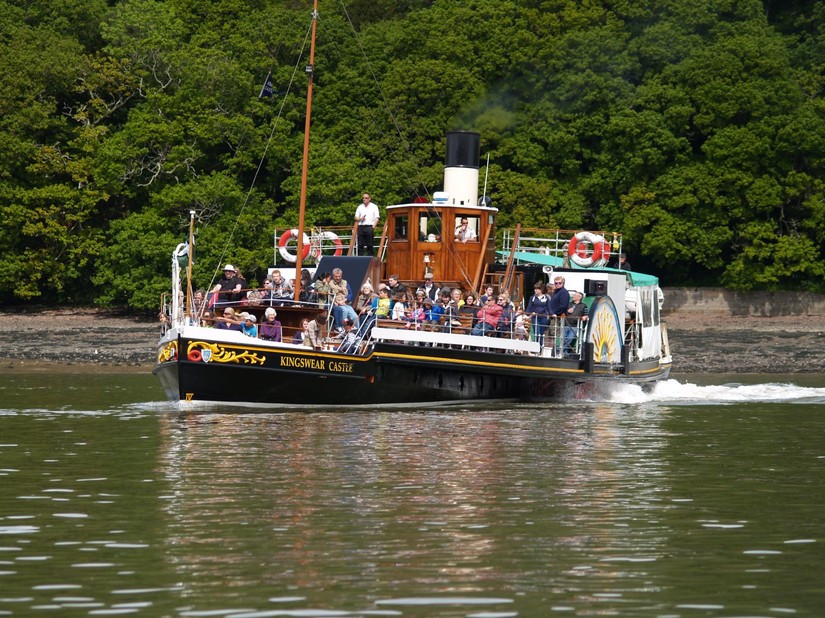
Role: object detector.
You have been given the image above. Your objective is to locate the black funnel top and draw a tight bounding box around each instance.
[445,131,480,169]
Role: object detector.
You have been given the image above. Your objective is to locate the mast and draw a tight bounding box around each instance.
[294,0,318,302]
[185,209,195,320]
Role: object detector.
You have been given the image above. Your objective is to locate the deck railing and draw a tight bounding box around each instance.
[501,228,623,262]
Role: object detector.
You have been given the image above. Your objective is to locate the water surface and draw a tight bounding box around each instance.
[1,370,823,617]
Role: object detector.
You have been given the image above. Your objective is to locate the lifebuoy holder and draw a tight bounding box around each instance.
[279,229,343,262]
[278,229,310,263]
[319,231,343,258]
[568,232,609,268]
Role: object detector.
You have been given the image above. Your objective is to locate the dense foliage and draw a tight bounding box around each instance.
[1,0,824,309]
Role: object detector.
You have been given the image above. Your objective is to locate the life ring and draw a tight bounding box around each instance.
[278,229,310,263]
[321,231,343,257]
[568,232,608,268]
[188,349,202,362]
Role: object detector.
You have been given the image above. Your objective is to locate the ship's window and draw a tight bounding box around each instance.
[640,287,653,327]
[419,211,442,242]
[393,215,408,240]
[653,288,661,325]
[453,215,480,242]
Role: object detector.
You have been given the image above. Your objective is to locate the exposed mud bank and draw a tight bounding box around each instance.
[1,300,824,374]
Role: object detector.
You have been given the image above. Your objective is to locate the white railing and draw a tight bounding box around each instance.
[501,228,623,262]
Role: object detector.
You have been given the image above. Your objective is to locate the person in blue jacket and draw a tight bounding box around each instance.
[548,276,570,317]
[526,282,550,347]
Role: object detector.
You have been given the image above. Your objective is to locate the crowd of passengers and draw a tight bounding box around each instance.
[179,264,588,357]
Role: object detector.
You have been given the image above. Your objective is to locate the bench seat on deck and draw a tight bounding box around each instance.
[375,318,410,330]
[371,326,540,354]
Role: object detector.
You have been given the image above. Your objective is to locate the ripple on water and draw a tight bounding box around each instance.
[178,610,400,618]
[178,610,257,617]
[0,526,39,535]
[375,597,515,606]
[111,586,184,595]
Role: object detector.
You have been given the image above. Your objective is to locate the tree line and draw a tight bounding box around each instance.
[1,0,823,310]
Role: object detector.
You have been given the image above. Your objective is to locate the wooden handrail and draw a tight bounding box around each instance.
[502,223,521,296]
[377,219,389,261]
[347,221,358,256]
[471,220,494,292]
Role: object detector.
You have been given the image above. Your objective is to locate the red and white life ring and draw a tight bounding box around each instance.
[320,231,343,257]
[568,232,608,268]
[278,229,310,263]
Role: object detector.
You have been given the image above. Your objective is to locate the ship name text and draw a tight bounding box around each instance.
[279,356,353,374]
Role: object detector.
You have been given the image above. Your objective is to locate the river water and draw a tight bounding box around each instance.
[1,371,823,617]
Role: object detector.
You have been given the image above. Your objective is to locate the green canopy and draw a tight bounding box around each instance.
[497,251,659,287]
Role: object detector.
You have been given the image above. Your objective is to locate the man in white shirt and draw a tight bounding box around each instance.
[455,217,477,243]
[354,193,380,256]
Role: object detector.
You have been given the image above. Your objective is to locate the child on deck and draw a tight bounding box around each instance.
[241,314,258,338]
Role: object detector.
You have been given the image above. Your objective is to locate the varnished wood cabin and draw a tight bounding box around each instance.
[382,131,497,291]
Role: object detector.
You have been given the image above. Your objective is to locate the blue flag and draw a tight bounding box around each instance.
[258,70,274,98]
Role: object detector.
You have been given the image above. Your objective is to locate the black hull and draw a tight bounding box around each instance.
[154,334,670,408]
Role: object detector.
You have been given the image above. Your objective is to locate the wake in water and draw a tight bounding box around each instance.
[595,379,825,405]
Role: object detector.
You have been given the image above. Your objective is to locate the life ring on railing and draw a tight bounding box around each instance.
[320,231,343,257]
[278,229,311,263]
[568,232,608,268]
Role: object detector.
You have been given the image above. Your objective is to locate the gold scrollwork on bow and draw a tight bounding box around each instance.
[187,341,266,365]
[158,341,177,363]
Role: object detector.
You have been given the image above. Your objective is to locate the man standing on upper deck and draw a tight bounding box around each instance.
[354,192,380,256]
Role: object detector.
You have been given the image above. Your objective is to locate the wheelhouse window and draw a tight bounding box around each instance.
[393,215,408,240]
[418,211,442,242]
[454,215,480,242]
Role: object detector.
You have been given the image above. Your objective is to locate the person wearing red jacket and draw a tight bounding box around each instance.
[471,296,503,336]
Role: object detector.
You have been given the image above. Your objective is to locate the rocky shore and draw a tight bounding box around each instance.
[1,301,824,374]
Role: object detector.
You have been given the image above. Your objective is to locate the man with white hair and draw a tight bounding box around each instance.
[329,268,359,332]
[564,291,588,357]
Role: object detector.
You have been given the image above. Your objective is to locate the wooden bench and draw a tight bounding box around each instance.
[370,325,541,355]
[375,318,410,330]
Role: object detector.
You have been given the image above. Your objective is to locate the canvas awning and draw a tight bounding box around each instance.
[497,251,659,287]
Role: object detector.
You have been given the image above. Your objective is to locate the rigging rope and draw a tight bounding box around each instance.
[336,3,487,291]
[207,14,315,295]
[337,0,432,202]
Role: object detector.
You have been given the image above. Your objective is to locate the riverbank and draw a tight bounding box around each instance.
[0,308,156,371]
[1,300,824,373]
